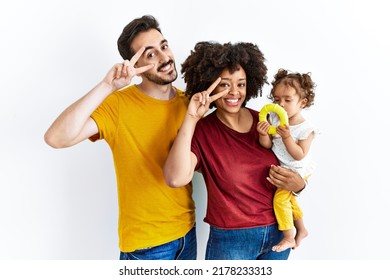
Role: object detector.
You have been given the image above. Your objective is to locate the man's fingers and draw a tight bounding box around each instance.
[135,63,154,75]
[113,63,125,79]
[121,60,130,75]
[129,47,146,65]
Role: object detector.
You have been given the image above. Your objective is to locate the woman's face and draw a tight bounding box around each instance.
[213,66,247,114]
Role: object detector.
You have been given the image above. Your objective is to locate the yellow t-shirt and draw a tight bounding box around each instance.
[90,85,195,252]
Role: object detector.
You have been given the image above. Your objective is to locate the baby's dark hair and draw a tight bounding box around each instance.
[269,68,316,108]
[181,41,268,108]
[117,15,161,60]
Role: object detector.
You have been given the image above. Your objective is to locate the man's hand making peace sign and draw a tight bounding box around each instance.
[103,47,154,91]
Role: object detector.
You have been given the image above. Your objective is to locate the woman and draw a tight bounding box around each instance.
[164,41,306,260]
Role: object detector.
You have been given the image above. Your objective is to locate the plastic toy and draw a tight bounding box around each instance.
[258,104,288,134]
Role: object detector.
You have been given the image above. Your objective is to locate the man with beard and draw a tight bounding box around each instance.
[44,15,196,260]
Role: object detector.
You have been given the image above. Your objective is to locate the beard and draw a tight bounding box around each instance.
[143,60,178,85]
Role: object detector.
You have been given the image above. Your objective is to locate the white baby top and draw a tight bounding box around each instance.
[270,112,319,179]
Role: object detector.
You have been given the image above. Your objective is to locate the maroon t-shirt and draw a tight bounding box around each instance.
[191,108,279,229]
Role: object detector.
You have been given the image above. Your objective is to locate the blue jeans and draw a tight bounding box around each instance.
[120,226,197,260]
[205,223,290,260]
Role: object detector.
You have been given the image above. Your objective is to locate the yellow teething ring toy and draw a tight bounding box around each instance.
[258,104,289,135]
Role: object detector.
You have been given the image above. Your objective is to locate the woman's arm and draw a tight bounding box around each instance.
[164,115,199,187]
[164,78,229,188]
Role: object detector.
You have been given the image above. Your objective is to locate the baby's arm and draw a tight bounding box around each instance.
[278,126,315,160]
[257,121,272,149]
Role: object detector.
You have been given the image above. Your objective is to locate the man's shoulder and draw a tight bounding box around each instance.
[173,86,185,96]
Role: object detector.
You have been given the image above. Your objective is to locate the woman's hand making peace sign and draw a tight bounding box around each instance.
[187,77,229,120]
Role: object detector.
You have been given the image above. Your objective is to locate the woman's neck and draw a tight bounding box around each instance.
[216,108,252,133]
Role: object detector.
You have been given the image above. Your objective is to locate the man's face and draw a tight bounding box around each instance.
[131,29,177,85]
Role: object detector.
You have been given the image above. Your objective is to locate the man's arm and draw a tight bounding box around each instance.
[44,47,153,148]
[44,82,113,148]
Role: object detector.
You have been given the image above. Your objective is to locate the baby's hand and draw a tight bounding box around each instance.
[276,125,291,139]
[257,121,270,136]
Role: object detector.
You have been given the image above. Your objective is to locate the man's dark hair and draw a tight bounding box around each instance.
[117,15,161,60]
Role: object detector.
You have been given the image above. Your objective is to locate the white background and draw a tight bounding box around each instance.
[1,0,389,260]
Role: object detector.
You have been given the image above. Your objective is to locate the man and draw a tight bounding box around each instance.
[44,15,196,260]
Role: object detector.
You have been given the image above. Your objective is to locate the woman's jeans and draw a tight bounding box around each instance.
[120,226,197,260]
[206,223,290,260]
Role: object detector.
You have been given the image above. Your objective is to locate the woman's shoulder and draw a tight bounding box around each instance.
[198,110,218,123]
[246,107,260,124]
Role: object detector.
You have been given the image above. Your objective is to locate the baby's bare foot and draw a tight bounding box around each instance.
[272,238,296,252]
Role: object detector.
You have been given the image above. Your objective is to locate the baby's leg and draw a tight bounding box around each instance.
[272,228,296,252]
[293,218,308,249]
